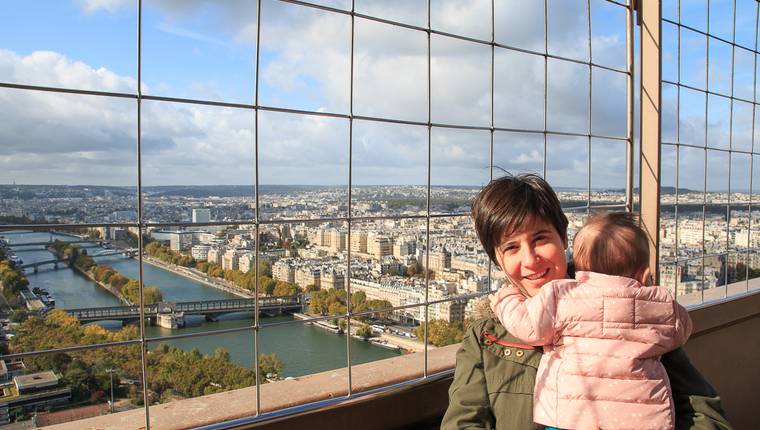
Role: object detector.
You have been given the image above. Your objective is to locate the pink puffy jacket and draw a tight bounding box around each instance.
[490,271,693,430]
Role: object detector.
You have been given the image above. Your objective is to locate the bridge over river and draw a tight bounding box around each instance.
[17,248,139,273]
[6,239,101,248]
[65,295,304,323]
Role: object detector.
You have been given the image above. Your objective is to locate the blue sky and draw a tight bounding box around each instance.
[0,0,748,192]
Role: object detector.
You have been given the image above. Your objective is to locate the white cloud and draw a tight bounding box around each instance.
[75,0,131,14]
[2,1,664,189]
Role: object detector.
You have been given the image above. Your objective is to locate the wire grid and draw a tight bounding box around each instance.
[0,0,634,427]
[659,0,760,304]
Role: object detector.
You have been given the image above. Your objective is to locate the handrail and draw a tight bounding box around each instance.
[194,370,455,430]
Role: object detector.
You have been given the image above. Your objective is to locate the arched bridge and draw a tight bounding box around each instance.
[65,296,303,323]
[19,249,138,273]
[6,239,102,249]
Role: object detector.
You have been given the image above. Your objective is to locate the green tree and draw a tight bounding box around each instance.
[213,347,231,362]
[258,260,272,277]
[8,309,28,323]
[258,352,284,378]
[196,261,209,273]
[309,290,329,315]
[292,234,309,249]
[365,299,393,319]
[305,284,321,293]
[350,290,367,309]
[356,324,373,339]
[143,286,163,305]
[260,276,276,295]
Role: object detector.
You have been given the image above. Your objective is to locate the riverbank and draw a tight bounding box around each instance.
[140,255,255,299]
[47,243,136,306]
[374,331,430,353]
[293,313,341,333]
[292,312,426,353]
[68,260,133,306]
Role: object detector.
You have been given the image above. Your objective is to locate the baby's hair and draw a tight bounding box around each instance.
[572,212,649,279]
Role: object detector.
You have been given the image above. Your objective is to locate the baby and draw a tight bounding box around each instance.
[490,212,692,430]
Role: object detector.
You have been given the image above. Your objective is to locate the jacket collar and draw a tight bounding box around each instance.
[575,270,641,288]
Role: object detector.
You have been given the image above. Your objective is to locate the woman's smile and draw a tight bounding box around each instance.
[494,220,567,297]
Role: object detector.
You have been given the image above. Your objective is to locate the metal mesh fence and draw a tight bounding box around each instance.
[659,0,760,305]
[0,0,634,427]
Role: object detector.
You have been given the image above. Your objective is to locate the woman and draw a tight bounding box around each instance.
[440,174,731,430]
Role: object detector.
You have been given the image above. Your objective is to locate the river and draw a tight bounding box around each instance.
[2,231,401,377]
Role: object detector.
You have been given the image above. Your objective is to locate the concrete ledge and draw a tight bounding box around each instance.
[43,345,460,430]
[688,289,760,333]
[44,290,760,430]
[683,289,760,430]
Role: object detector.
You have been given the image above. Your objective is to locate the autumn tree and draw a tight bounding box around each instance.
[415,319,465,347]
[273,281,299,297]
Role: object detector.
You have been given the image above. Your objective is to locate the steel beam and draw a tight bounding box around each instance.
[639,0,663,280]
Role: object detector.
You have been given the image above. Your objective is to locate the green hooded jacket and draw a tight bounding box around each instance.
[440,306,732,430]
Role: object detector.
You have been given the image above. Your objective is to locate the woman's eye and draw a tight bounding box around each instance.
[501,245,517,254]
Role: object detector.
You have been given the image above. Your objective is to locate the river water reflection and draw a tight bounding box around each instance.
[4,231,401,377]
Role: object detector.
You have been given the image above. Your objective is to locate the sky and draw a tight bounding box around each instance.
[0,0,755,192]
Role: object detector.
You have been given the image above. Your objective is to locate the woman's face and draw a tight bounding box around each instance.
[494,219,568,297]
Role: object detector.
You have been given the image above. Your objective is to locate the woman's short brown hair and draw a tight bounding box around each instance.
[471,173,568,266]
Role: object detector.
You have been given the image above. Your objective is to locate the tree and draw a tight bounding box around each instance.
[356,324,373,339]
[258,352,284,378]
[365,299,393,320]
[260,276,276,295]
[258,260,272,277]
[309,290,329,315]
[208,265,223,278]
[350,290,367,309]
[406,262,420,277]
[732,262,760,282]
[196,261,209,273]
[292,234,309,249]
[9,309,28,323]
[328,301,346,316]
[305,284,321,293]
[415,319,465,347]
[273,281,299,297]
[143,286,163,305]
[213,347,231,362]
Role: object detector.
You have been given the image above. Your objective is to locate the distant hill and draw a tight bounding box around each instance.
[143,185,341,198]
[1,184,736,200]
[602,187,702,194]
[0,184,134,200]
